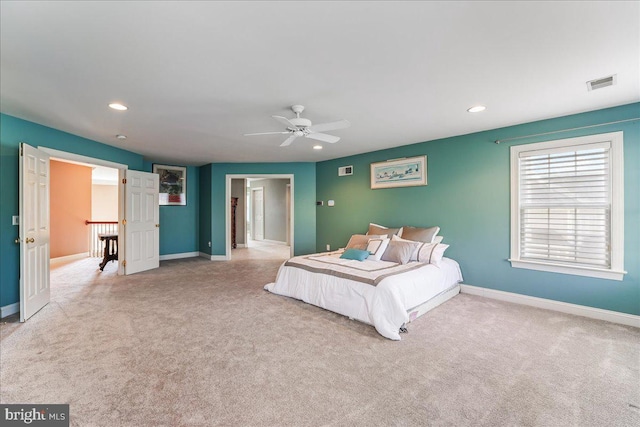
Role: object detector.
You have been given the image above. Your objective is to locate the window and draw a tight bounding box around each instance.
[510,132,625,280]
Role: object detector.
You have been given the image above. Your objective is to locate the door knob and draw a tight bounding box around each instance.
[14,238,21,244]
[26,237,35,243]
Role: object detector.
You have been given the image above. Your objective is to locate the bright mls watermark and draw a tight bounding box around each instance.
[1,404,69,426]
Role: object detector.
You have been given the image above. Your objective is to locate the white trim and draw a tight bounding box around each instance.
[226,174,295,260]
[39,147,128,170]
[236,244,247,248]
[159,252,199,261]
[199,252,229,261]
[262,239,288,245]
[509,131,625,280]
[460,284,639,328]
[50,252,89,265]
[508,259,626,281]
[1,302,19,318]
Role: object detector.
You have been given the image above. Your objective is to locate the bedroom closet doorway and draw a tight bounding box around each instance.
[226,174,293,261]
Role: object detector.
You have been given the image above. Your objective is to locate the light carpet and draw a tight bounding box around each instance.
[1,255,639,426]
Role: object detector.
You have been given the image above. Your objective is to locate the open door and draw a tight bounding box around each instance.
[252,187,264,240]
[123,170,159,275]
[19,143,50,322]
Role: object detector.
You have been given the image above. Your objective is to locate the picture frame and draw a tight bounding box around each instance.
[153,164,187,206]
[370,155,427,189]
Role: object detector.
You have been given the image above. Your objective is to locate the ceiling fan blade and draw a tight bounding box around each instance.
[308,119,350,133]
[272,115,299,130]
[244,131,290,136]
[280,134,299,147]
[306,132,340,143]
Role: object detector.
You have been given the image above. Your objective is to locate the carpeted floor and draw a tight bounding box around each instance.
[1,252,639,427]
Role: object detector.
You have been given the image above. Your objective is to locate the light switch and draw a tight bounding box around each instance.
[327,200,335,207]
[12,216,19,225]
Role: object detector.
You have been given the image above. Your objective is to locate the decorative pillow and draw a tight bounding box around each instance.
[434,236,444,244]
[366,238,390,261]
[340,248,371,261]
[345,234,374,250]
[391,235,422,261]
[416,243,449,265]
[381,240,419,265]
[401,226,440,243]
[367,223,403,238]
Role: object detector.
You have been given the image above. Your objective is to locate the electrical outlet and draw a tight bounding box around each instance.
[208,241,212,247]
[12,216,19,226]
[326,244,330,251]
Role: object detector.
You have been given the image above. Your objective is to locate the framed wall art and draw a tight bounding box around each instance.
[153,164,187,205]
[370,155,427,189]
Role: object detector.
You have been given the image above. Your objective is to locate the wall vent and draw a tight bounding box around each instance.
[338,166,353,176]
[587,75,616,91]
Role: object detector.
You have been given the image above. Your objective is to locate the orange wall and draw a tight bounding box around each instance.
[50,161,92,258]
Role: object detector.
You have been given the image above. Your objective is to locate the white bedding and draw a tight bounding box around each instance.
[264,253,463,340]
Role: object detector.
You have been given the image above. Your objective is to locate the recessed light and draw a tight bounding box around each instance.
[108,103,128,111]
[313,145,323,150]
[467,105,486,113]
[116,134,127,140]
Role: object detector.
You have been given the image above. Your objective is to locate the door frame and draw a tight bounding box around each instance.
[39,147,128,275]
[225,174,294,260]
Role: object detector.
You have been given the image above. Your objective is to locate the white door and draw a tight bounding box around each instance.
[124,170,159,275]
[19,143,50,322]
[252,187,264,240]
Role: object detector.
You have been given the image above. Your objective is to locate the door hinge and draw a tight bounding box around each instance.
[122,260,127,267]
[122,178,127,184]
[122,219,127,225]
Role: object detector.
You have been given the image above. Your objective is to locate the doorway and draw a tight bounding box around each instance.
[227,174,294,260]
[41,147,127,275]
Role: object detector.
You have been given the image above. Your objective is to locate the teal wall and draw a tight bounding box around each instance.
[205,163,316,257]
[316,103,640,316]
[143,161,200,256]
[0,114,201,308]
[0,114,144,307]
[198,164,212,255]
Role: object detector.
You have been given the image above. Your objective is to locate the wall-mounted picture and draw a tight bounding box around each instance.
[370,155,427,189]
[153,164,187,205]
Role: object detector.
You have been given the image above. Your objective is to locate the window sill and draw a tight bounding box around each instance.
[509,259,626,281]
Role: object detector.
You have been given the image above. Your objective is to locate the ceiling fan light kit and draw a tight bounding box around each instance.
[244,105,350,147]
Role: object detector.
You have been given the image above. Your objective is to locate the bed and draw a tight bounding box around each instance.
[264,234,463,340]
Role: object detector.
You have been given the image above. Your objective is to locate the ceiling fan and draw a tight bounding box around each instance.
[244,105,350,147]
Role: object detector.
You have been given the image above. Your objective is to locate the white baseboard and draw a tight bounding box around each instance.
[159,251,199,261]
[199,252,229,261]
[1,302,19,318]
[262,239,287,245]
[50,252,89,265]
[460,284,640,328]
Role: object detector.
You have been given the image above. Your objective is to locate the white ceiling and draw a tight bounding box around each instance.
[1,2,638,166]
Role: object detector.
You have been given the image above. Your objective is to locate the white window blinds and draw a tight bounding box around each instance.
[518,141,611,269]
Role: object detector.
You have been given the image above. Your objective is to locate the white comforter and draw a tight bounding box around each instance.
[264,253,462,340]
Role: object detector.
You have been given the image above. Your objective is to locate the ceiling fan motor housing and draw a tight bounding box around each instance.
[290,117,312,128]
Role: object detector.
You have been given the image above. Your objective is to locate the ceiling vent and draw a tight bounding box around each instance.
[587,75,616,91]
[338,166,353,176]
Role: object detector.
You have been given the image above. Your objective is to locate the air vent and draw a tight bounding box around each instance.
[338,166,353,176]
[587,75,616,91]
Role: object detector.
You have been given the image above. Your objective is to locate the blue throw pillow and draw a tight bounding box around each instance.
[340,248,370,261]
